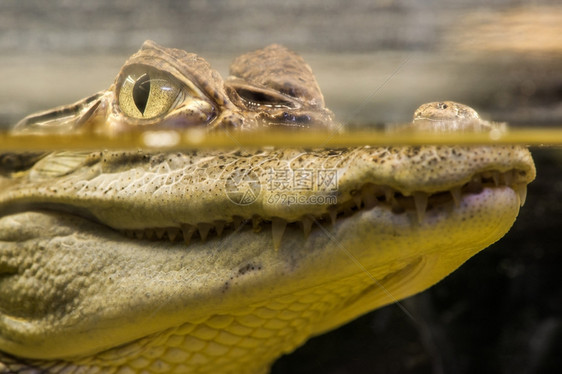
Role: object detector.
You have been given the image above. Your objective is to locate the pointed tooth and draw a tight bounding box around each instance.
[384,187,395,203]
[492,172,500,187]
[514,183,527,207]
[519,185,527,207]
[155,228,165,240]
[450,187,462,207]
[271,217,287,251]
[252,216,263,233]
[413,192,428,223]
[167,228,180,242]
[362,184,378,209]
[214,220,225,237]
[198,223,213,242]
[181,224,196,245]
[502,170,514,186]
[301,215,313,239]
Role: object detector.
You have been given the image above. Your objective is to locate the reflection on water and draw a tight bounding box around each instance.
[2,127,562,153]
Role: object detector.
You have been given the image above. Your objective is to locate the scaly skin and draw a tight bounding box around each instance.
[0,42,535,373]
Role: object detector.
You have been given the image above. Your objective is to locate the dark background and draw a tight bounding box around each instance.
[1,1,561,373]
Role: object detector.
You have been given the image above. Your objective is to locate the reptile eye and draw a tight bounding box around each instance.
[118,67,181,119]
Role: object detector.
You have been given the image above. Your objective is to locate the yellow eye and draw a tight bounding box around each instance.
[118,67,181,119]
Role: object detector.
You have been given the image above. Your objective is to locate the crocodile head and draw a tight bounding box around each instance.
[0,41,535,373]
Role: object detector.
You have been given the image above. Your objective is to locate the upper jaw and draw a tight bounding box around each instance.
[0,143,535,250]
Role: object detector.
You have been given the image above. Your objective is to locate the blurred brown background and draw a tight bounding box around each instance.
[1,1,561,373]
[1,0,561,128]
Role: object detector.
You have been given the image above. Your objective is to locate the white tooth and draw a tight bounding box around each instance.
[167,228,180,242]
[214,220,225,237]
[252,216,263,233]
[155,228,165,240]
[361,184,377,209]
[352,194,362,209]
[301,215,313,239]
[181,224,196,245]
[492,172,500,187]
[502,171,513,186]
[198,223,213,242]
[514,183,527,207]
[384,187,395,203]
[450,187,462,207]
[271,217,287,251]
[413,192,428,223]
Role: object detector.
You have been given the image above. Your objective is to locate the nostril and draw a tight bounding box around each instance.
[438,102,448,109]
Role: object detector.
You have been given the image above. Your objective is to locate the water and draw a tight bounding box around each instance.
[2,127,562,152]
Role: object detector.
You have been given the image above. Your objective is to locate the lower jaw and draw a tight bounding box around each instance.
[312,187,521,334]
[0,187,519,362]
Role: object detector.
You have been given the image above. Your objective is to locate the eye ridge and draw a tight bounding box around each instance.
[132,73,151,115]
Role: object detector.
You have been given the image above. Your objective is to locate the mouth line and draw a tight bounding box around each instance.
[116,168,528,249]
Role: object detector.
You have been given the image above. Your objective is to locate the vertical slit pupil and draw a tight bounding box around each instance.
[133,73,150,115]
